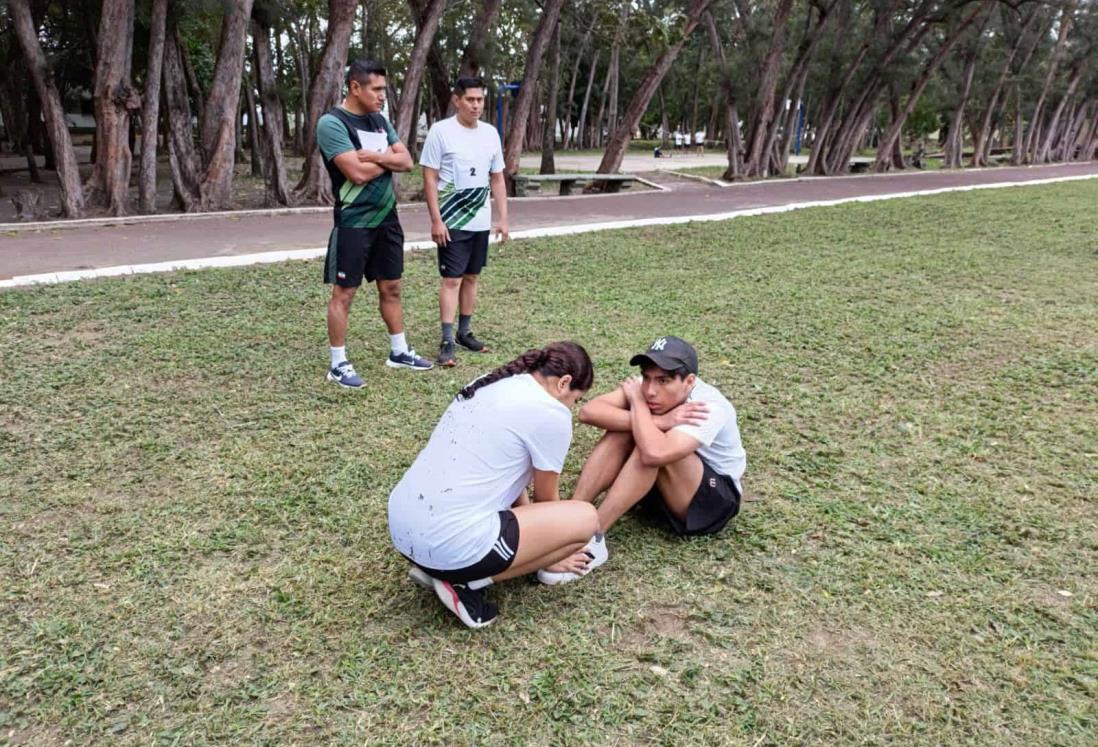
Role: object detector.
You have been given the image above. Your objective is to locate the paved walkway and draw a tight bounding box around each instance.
[2,161,1095,282]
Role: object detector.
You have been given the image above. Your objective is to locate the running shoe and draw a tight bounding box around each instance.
[537,535,608,585]
[431,578,498,629]
[386,349,434,371]
[437,340,457,367]
[456,331,489,353]
[326,361,365,389]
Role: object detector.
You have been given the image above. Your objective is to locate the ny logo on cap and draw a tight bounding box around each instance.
[651,337,668,351]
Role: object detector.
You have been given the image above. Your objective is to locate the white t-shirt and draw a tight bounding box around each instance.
[419,116,504,232]
[388,374,573,570]
[695,131,705,145]
[673,378,747,492]
[674,132,683,145]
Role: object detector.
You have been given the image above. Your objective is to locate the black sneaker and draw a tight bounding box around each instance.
[456,331,489,353]
[437,339,457,367]
[431,578,498,629]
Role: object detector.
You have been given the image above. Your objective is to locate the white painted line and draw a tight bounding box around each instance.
[2,171,1095,290]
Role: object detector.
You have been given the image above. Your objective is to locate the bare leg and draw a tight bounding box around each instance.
[458,273,479,316]
[595,447,660,533]
[491,501,598,582]
[327,285,358,347]
[652,452,705,522]
[376,279,404,335]
[439,276,461,325]
[572,431,634,504]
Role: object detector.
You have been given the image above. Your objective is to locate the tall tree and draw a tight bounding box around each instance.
[198,0,256,210]
[251,15,292,205]
[296,0,358,203]
[8,0,86,217]
[502,0,566,186]
[458,0,503,78]
[540,17,562,174]
[393,0,449,147]
[595,0,716,178]
[138,0,169,213]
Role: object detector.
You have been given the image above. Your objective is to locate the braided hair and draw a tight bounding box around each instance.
[458,341,594,400]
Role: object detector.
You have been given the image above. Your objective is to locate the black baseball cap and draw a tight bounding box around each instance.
[629,336,698,375]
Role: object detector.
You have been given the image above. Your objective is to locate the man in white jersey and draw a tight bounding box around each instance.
[538,336,746,585]
[420,76,509,367]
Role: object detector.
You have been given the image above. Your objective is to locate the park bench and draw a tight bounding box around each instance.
[512,173,637,197]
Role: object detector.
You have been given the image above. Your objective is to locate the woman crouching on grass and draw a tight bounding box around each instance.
[388,341,604,629]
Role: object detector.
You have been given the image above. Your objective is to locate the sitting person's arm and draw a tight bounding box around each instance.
[580,385,708,432]
[531,469,561,502]
[621,378,703,467]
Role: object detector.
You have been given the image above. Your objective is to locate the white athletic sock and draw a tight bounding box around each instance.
[389,332,408,355]
[330,346,348,368]
[466,577,493,590]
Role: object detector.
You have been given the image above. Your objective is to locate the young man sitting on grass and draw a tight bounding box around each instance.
[538,336,746,585]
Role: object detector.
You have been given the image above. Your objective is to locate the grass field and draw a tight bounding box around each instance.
[2,181,1096,745]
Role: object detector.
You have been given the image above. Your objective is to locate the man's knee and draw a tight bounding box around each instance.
[461,273,479,285]
[377,280,402,302]
[330,285,357,308]
[441,277,461,290]
[572,501,599,538]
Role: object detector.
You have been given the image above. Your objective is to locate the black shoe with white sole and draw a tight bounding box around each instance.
[431,577,498,629]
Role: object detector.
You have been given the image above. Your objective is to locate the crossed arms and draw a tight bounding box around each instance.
[331,142,413,185]
[579,382,707,467]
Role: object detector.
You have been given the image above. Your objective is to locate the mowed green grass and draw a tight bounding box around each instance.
[2,181,1096,746]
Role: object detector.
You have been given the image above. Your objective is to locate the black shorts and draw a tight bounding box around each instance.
[324,221,404,287]
[410,510,519,584]
[437,229,489,278]
[640,459,740,536]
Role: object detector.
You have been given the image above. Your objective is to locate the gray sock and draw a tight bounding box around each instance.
[466,577,493,590]
[441,322,454,343]
[458,314,472,335]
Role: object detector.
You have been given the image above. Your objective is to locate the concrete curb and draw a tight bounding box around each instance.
[2,171,1095,290]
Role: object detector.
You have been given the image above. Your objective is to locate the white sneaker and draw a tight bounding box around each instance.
[537,535,609,585]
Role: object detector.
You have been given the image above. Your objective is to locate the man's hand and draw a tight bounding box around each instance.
[356,148,383,164]
[620,376,644,405]
[493,219,509,243]
[543,549,591,575]
[431,219,451,247]
[654,401,709,431]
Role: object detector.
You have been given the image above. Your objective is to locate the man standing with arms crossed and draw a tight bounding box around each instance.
[317,59,433,389]
[419,77,509,367]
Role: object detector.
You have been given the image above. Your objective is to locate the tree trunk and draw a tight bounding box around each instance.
[8,0,85,216]
[742,0,795,177]
[197,0,255,211]
[163,27,201,210]
[592,53,612,149]
[502,0,566,188]
[138,0,168,213]
[1036,60,1086,163]
[943,22,985,168]
[595,0,717,178]
[1011,84,1026,165]
[252,19,292,205]
[458,0,503,78]
[575,49,601,151]
[89,0,140,215]
[562,23,594,150]
[971,9,1040,167]
[244,73,264,177]
[394,0,448,147]
[704,11,742,180]
[873,2,991,172]
[409,0,455,119]
[540,18,562,174]
[1024,6,1073,162]
[293,0,358,204]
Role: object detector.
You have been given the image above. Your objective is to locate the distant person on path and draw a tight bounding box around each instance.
[695,130,706,155]
[420,77,509,367]
[317,59,433,388]
[538,336,746,585]
[674,130,683,152]
[388,342,603,628]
